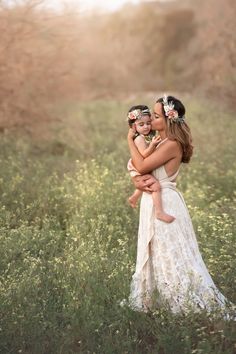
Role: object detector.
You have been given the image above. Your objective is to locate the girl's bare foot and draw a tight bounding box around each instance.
[155,211,175,223]
[128,196,137,208]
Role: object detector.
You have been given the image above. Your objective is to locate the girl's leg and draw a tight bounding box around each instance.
[151,181,175,223]
[128,189,142,208]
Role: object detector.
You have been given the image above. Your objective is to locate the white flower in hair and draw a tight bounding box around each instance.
[162,94,185,123]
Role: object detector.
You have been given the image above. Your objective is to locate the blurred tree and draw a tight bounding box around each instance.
[0,0,81,133]
[0,0,235,133]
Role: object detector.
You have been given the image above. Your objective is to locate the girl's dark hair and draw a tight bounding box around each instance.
[127,104,151,127]
[156,96,193,163]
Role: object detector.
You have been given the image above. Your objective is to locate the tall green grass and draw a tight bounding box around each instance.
[0,97,236,353]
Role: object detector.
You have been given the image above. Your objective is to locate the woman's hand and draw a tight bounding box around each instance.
[132,175,156,193]
[127,127,136,141]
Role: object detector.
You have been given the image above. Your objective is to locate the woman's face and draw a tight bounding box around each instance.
[151,102,166,132]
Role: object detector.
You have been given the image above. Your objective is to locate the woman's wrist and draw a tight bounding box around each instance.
[128,136,135,145]
[127,127,137,142]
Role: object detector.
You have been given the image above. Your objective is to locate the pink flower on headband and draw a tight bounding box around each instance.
[127,109,143,121]
[166,109,179,119]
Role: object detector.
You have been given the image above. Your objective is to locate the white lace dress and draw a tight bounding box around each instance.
[128,163,230,314]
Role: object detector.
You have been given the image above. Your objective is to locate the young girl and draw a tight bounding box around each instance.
[127,105,175,223]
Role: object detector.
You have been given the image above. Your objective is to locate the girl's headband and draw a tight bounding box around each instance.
[127,108,151,121]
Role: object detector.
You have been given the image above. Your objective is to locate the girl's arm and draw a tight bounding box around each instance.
[128,129,179,174]
[142,145,155,158]
[134,135,161,158]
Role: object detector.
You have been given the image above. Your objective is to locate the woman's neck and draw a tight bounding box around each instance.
[159,131,167,140]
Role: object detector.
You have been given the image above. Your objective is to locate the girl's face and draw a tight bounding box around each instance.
[151,102,167,132]
[134,115,152,135]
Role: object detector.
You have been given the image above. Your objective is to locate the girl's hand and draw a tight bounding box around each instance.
[150,135,161,147]
[127,127,136,140]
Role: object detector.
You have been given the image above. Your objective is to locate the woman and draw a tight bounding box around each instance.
[127,95,231,314]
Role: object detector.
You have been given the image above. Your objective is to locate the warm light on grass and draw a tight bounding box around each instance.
[0,96,235,353]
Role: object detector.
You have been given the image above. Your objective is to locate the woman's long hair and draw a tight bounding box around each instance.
[156,96,193,163]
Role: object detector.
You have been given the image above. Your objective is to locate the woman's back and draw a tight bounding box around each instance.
[152,164,180,183]
[153,138,182,182]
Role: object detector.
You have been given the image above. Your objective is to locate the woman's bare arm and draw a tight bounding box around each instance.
[128,129,179,174]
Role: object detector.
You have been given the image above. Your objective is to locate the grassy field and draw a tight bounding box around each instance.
[0,96,236,353]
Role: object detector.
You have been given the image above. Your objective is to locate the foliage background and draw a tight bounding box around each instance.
[0,0,235,353]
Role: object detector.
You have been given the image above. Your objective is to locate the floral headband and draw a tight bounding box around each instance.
[162,94,185,124]
[127,108,151,121]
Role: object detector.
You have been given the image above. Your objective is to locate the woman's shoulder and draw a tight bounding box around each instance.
[157,138,182,156]
[158,138,178,149]
[166,139,180,148]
